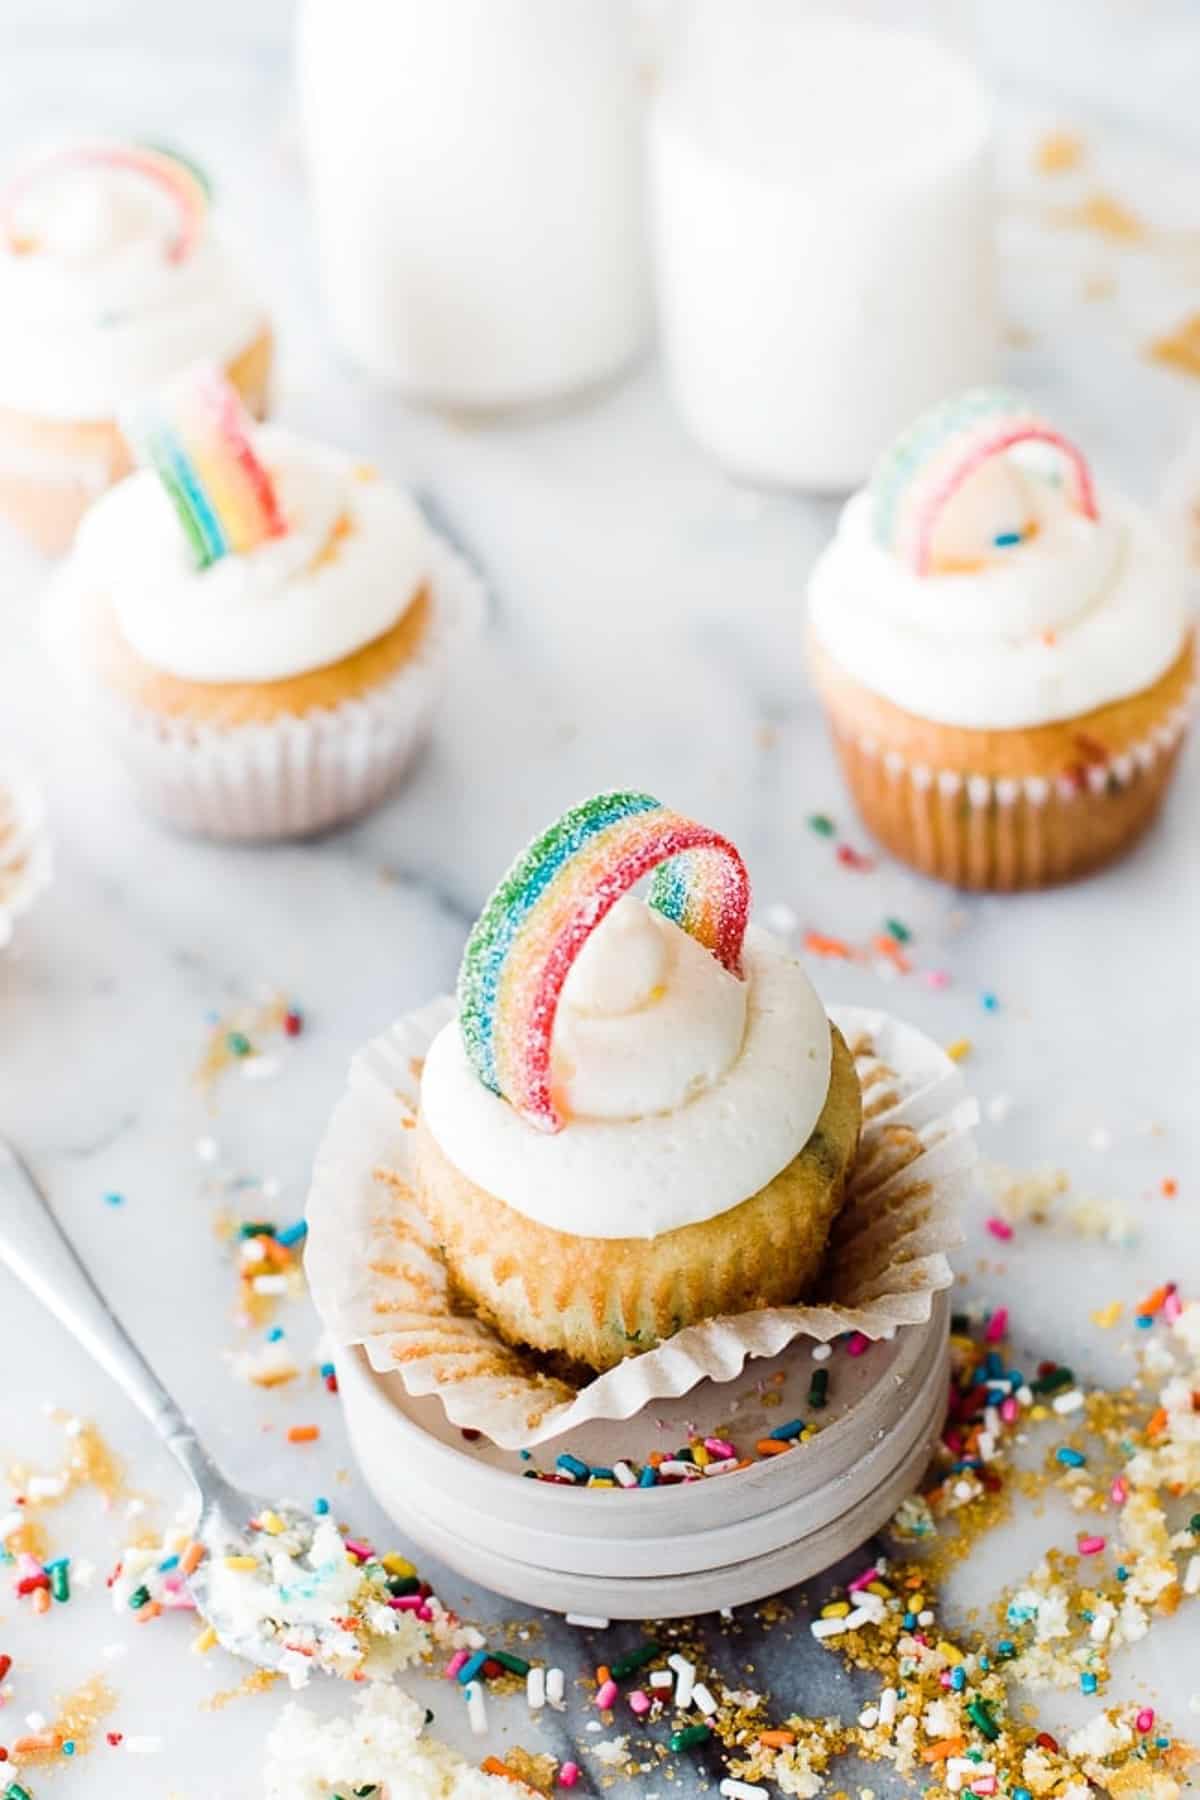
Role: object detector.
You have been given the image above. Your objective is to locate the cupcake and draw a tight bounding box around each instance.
[412,791,862,1373]
[48,366,480,840]
[0,139,271,555]
[807,389,1196,891]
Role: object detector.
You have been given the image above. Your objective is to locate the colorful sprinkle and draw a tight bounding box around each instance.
[1,140,208,264]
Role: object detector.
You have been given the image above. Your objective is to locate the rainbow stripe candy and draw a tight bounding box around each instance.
[457,792,750,1133]
[1,140,209,265]
[126,366,287,569]
[870,388,1097,575]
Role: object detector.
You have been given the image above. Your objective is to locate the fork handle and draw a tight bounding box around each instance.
[0,1138,219,1491]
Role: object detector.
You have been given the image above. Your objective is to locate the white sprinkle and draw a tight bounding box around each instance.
[668,1653,696,1708]
[1184,1554,1200,1597]
[1052,1388,1085,1415]
[546,1667,566,1710]
[953,1478,976,1501]
[613,1461,637,1489]
[811,1342,833,1362]
[917,1610,935,1626]
[0,1511,24,1542]
[26,1474,67,1500]
[719,1607,734,1621]
[26,1711,47,1731]
[721,1782,768,1800]
[1017,1385,1034,1406]
[810,1617,847,1640]
[63,1416,84,1437]
[692,1682,717,1717]
[124,1736,163,1754]
[879,1687,898,1726]
[859,1706,879,1728]
[464,1679,488,1736]
[241,1054,281,1082]
[704,1457,740,1476]
[649,1671,673,1690]
[252,1274,289,1296]
[194,1135,220,1163]
[462,1627,487,1649]
[585,1720,602,1733]
[527,1666,546,1711]
[566,1613,609,1629]
[845,1601,882,1630]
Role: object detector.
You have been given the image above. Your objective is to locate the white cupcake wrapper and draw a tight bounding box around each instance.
[0,764,52,950]
[306,1001,976,1450]
[45,533,485,841]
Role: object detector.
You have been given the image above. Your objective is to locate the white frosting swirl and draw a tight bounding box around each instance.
[63,427,431,682]
[420,917,833,1239]
[808,481,1192,730]
[0,153,265,419]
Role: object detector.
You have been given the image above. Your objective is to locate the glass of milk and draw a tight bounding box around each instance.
[297,0,651,413]
[649,0,998,491]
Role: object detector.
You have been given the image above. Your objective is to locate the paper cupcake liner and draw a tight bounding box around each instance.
[0,763,51,950]
[827,705,1193,891]
[306,1001,976,1450]
[46,533,484,841]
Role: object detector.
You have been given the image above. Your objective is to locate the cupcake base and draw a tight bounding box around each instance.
[0,324,273,558]
[810,633,1196,891]
[411,1026,862,1374]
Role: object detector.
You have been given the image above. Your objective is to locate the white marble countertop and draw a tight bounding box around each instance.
[1,22,1200,1800]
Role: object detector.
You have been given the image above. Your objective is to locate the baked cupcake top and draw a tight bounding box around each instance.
[419,791,834,1238]
[808,388,1192,730]
[0,140,264,420]
[60,368,430,684]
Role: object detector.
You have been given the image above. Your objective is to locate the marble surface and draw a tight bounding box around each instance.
[2,25,1200,1800]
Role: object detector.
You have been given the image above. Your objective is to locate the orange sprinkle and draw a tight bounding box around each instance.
[287,1425,320,1444]
[872,934,912,972]
[481,1757,535,1790]
[13,1733,61,1755]
[180,1541,205,1576]
[648,1451,666,1468]
[759,1730,798,1748]
[31,1586,51,1615]
[1145,1407,1169,1439]
[134,1600,162,1623]
[922,1737,966,1764]
[1162,1178,1178,1197]
[756,1438,791,1457]
[803,930,854,960]
[595,1665,611,1685]
[1138,1284,1172,1317]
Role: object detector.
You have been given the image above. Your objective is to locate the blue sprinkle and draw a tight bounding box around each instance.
[1116,1565,1128,1581]
[276,1219,308,1248]
[313,1497,330,1515]
[1156,1738,1170,1749]
[62,1741,76,1756]
[1081,1671,1098,1695]
[985,1350,1004,1379]
[1007,1602,1035,1623]
[978,1655,991,1671]
[1015,1787,1033,1800]
[1056,1447,1086,1467]
[997,1640,1015,1658]
[1007,1369,1024,1387]
[43,1556,69,1572]
[266,1326,285,1342]
[589,1468,615,1482]
[1135,1316,1153,1330]
[103,1191,124,1208]
[903,1613,917,1629]
[519,1450,532,1461]
[981,992,1000,1012]
[319,1362,336,1379]
[638,1465,657,1488]
[951,1666,966,1691]
[774,1419,805,1441]
[157,1553,180,1573]
[556,1453,589,1481]
[457,1649,490,1685]
[993,530,1023,548]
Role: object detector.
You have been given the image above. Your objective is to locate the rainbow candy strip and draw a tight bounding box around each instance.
[870,388,1098,575]
[457,791,751,1134]
[1,140,209,265]
[127,366,287,569]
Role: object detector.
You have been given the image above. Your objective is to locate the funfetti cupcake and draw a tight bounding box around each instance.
[807,389,1196,891]
[0,139,271,555]
[48,366,481,840]
[411,791,863,1374]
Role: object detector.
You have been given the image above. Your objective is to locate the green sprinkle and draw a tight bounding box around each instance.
[808,814,836,837]
[239,1221,276,1238]
[1189,1513,1200,1536]
[5,1783,34,1800]
[611,1642,660,1680]
[1031,1366,1074,1395]
[128,1583,151,1610]
[967,1698,1000,1741]
[226,1030,253,1057]
[884,917,911,943]
[386,1574,421,1597]
[49,1559,70,1602]
[669,1724,711,1752]
[808,1366,829,1410]
[491,1649,531,1677]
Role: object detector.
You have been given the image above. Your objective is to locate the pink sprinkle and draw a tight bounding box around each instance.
[16,1553,44,1579]
[973,1778,998,1795]
[912,1633,930,1647]
[704,1437,735,1459]
[1163,1292,1183,1324]
[1000,1397,1018,1424]
[986,1217,1013,1242]
[629,1688,651,1716]
[560,1762,581,1788]
[158,1587,197,1610]
[845,1332,870,1358]
[343,1539,374,1560]
[984,1307,1008,1343]
[388,1594,425,1612]
[1136,1709,1155,1733]
[595,1678,618,1710]
[1078,1534,1106,1556]
[417,1603,433,1621]
[939,1670,953,1689]
[848,1565,880,1592]
[445,1649,469,1679]
[924,968,952,990]
[1111,1476,1128,1506]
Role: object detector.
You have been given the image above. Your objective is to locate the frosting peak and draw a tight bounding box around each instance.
[552,896,748,1121]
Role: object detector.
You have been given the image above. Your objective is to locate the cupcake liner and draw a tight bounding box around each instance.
[46,532,485,840]
[306,1001,976,1450]
[0,763,51,949]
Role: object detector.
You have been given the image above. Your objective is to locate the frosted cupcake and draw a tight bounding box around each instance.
[807,389,1195,890]
[49,367,479,840]
[0,139,271,555]
[412,791,862,1373]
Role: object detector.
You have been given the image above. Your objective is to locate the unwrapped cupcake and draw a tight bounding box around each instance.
[0,139,271,555]
[411,791,862,1373]
[807,389,1196,890]
[47,366,480,839]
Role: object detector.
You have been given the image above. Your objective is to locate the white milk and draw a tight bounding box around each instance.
[297,0,650,411]
[649,2,997,490]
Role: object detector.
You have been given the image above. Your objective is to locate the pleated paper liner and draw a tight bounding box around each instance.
[43,531,485,840]
[0,762,51,949]
[306,1002,976,1451]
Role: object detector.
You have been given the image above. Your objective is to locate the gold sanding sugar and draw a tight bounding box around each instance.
[1147,313,1200,378]
[503,1747,558,1793]
[16,1675,117,1765]
[203,1666,280,1711]
[1034,129,1086,174]
[195,992,290,1097]
[1052,191,1147,243]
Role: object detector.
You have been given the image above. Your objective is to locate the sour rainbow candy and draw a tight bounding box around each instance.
[126,366,287,569]
[458,791,750,1133]
[1,140,209,265]
[870,388,1097,576]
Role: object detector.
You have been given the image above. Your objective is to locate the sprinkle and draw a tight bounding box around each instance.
[884,917,911,943]
[286,1425,320,1444]
[612,1461,637,1489]
[1110,1476,1128,1505]
[611,1643,659,1679]
[457,1650,489,1686]
[527,1667,546,1710]
[283,1009,304,1037]
[545,1668,566,1710]
[759,1730,798,1748]
[845,1332,870,1357]
[1091,1301,1123,1329]
[985,1217,1013,1241]
[808,815,836,837]
[274,1220,308,1248]
[980,992,999,1012]
[984,1308,1008,1343]
[1052,1389,1084,1415]
[650,1671,673,1690]
[668,1654,696,1709]
[925,969,953,990]
[803,930,854,960]
[808,1367,829,1409]
[1055,1446,1086,1467]
[103,1191,124,1208]
[566,1614,610,1629]
[721,1783,768,1800]
[492,1650,531,1678]
[669,1724,711,1752]
[946,1039,972,1062]
[628,1688,651,1717]
[559,1762,580,1788]
[464,1680,488,1736]
[967,1699,999,1741]
[836,843,875,871]
[692,1683,718,1716]
[1080,1672,1097,1695]
[595,1679,618,1710]
[810,1617,848,1640]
